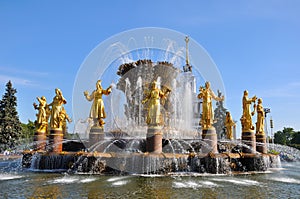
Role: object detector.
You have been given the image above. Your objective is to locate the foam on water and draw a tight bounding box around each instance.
[186,181,200,187]
[107,176,130,182]
[173,182,186,188]
[212,178,260,186]
[51,176,79,184]
[239,179,261,185]
[270,177,300,184]
[108,176,131,186]
[79,177,97,183]
[0,173,23,180]
[111,180,129,186]
[50,175,97,184]
[173,181,201,189]
[173,180,218,189]
[200,181,218,187]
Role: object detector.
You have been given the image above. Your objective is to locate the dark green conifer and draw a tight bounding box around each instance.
[0,81,22,152]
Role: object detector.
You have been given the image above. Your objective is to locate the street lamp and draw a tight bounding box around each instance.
[270,117,274,144]
[264,108,271,144]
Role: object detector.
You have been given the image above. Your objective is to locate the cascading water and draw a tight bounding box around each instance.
[170,79,177,129]
[124,78,133,128]
[136,76,143,126]
[181,82,193,134]
[107,85,127,132]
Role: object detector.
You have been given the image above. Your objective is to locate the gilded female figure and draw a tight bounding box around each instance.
[142,81,170,126]
[256,98,265,135]
[33,96,48,131]
[240,90,257,131]
[198,82,224,129]
[48,88,67,129]
[84,80,112,127]
[225,111,235,140]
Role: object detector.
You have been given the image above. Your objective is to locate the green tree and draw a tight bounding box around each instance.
[0,81,22,152]
[274,127,295,145]
[21,120,35,140]
[290,131,300,150]
[213,90,227,139]
[274,131,286,145]
[291,131,300,144]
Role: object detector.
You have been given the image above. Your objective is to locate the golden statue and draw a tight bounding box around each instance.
[197,81,224,129]
[48,88,67,129]
[142,81,170,126]
[225,111,235,140]
[240,90,257,131]
[255,98,265,135]
[84,80,112,127]
[59,107,72,135]
[33,96,50,132]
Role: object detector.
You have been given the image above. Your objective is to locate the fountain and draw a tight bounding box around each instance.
[21,32,281,175]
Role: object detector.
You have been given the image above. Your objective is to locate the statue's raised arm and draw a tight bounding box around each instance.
[240,90,257,131]
[33,96,48,132]
[210,88,224,102]
[198,81,224,129]
[84,80,112,127]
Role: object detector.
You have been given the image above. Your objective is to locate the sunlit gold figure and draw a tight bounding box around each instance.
[240,90,257,131]
[84,80,112,127]
[256,98,265,135]
[142,81,170,126]
[198,82,224,129]
[33,96,49,132]
[225,111,235,140]
[59,107,72,135]
[48,88,67,129]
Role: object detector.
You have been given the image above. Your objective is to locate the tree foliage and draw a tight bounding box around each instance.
[291,131,300,144]
[21,120,35,140]
[0,81,22,152]
[274,127,300,149]
[213,90,227,139]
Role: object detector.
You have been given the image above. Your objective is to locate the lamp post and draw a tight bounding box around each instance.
[264,108,271,144]
[270,117,274,144]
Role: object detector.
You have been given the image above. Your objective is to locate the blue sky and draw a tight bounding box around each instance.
[1,0,300,136]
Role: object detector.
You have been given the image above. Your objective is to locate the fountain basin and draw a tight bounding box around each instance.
[22,150,280,175]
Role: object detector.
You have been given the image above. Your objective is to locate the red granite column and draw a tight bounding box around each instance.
[242,131,256,153]
[256,133,267,154]
[49,128,63,153]
[146,126,163,153]
[89,126,105,152]
[33,130,47,151]
[202,127,218,154]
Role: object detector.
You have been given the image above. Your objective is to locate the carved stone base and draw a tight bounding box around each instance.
[242,131,256,153]
[34,131,47,151]
[256,134,267,154]
[202,127,218,154]
[89,126,105,151]
[146,126,163,153]
[49,128,63,153]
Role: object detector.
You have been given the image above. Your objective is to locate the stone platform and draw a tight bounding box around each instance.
[22,151,280,175]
